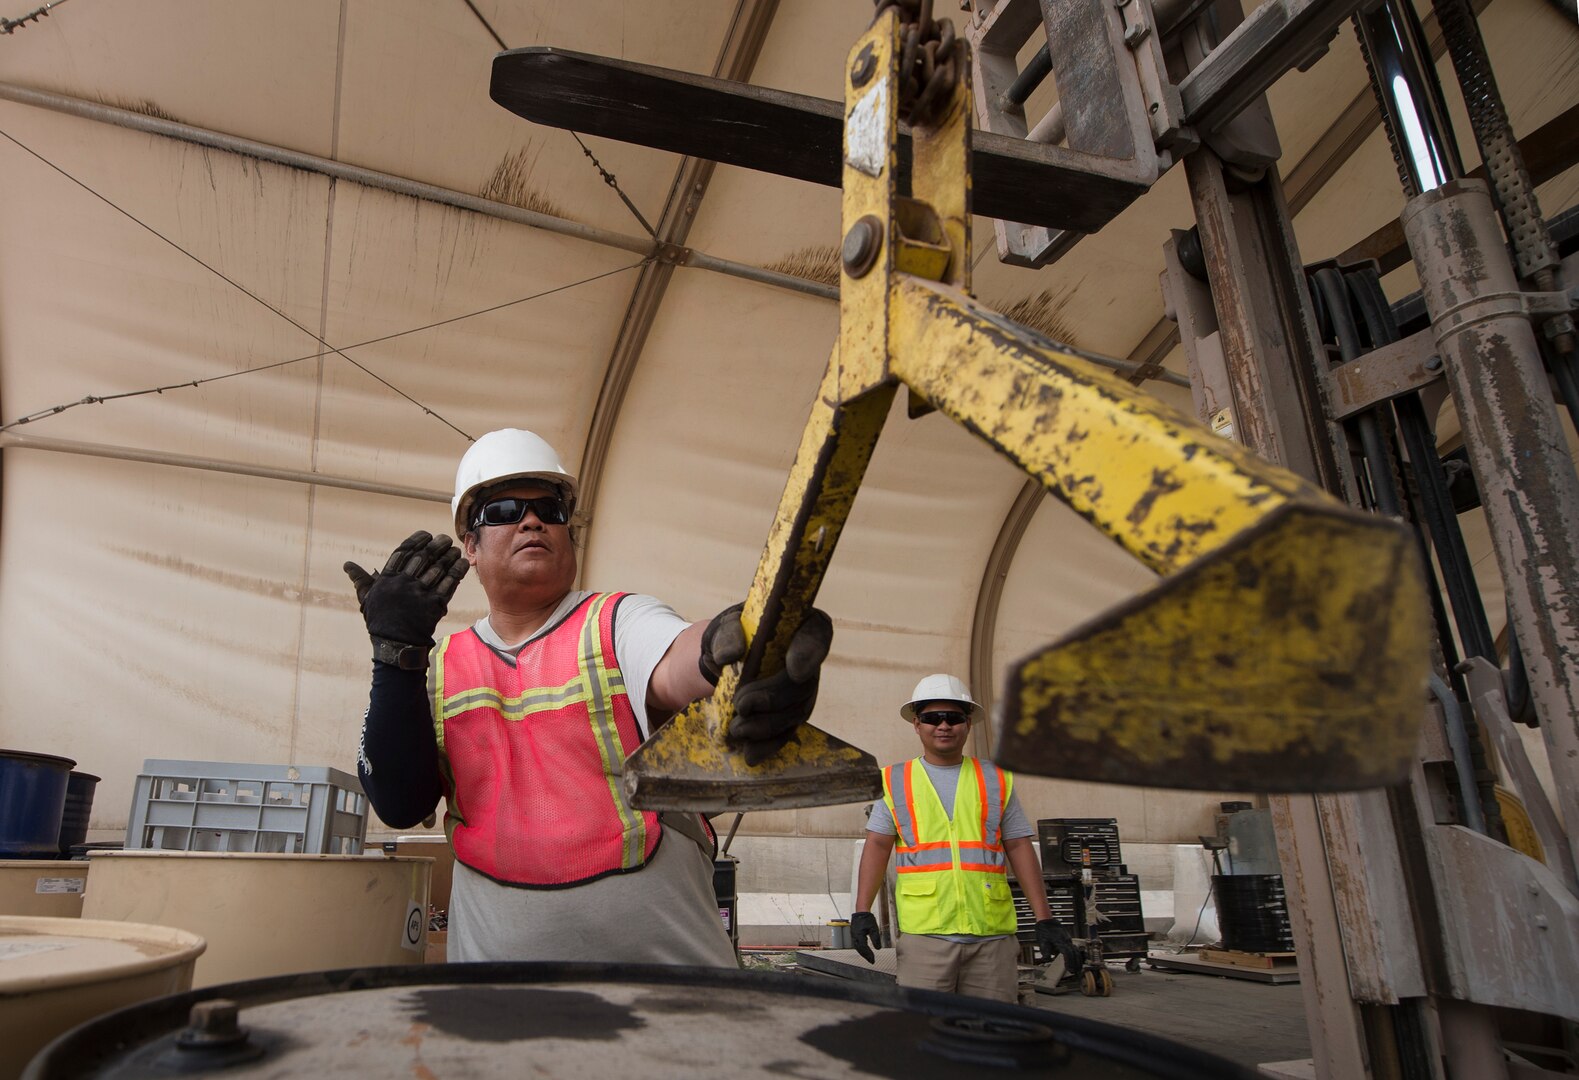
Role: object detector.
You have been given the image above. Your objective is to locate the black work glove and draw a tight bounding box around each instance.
[344,531,469,652]
[1035,918,1083,973]
[851,911,881,963]
[701,604,834,765]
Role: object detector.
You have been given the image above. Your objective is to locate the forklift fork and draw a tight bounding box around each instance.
[623,10,1429,811]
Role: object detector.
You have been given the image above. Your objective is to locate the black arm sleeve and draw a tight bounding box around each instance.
[356,661,443,829]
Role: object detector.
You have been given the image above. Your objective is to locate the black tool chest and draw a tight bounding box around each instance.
[1009,818,1149,962]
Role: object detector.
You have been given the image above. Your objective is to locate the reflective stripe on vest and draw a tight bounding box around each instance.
[880,757,1017,936]
[432,592,660,887]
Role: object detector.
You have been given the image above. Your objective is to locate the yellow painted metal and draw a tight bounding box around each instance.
[1496,787,1545,865]
[1000,506,1429,789]
[886,277,1429,790]
[838,12,901,403]
[888,278,1311,574]
[625,8,1430,807]
[623,15,909,812]
[909,39,971,292]
[892,199,953,282]
[623,353,896,811]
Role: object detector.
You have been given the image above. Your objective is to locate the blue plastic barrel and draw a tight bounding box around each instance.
[56,771,101,856]
[0,749,75,857]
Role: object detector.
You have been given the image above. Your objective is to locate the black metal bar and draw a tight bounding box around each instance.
[488,48,1149,234]
[1004,41,1052,106]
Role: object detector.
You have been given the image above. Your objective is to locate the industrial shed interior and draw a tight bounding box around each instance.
[0,0,1577,1077]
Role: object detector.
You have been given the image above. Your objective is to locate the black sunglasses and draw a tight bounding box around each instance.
[473,495,570,529]
[916,710,970,727]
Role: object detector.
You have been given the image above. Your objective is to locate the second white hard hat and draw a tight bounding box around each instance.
[451,429,578,537]
[900,673,980,721]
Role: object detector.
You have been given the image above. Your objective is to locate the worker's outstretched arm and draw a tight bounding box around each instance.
[645,620,714,718]
[851,830,896,962]
[645,602,835,765]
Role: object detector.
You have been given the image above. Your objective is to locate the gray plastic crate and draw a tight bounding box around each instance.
[125,760,368,855]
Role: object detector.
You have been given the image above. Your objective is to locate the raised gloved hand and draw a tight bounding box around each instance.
[700,604,834,765]
[1035,918,1083,974]
[851,911,881,963]
[344,531,468,663]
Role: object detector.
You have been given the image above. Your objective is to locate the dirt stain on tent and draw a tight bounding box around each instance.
[764,244,840,288]
[100,96,181,123]
[480,144,567,219]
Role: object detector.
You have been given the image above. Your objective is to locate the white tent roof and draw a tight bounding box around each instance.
[1,0,1574,844]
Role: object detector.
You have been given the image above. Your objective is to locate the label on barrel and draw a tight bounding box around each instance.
[401,900,425,952]
[34,877,85,894]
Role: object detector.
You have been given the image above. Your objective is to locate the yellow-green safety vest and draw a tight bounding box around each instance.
[880,756,1017,936]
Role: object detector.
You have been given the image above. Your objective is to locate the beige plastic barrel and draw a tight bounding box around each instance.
[388,836,454,963]
[82,851,432,988]
[0,915,204,1078]
[0,861,89,918]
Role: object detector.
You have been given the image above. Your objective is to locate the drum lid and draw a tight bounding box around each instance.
[26,962,1255,1079]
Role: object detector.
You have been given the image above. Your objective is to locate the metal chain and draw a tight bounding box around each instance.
[1351,19,1420,202]
[872,0,960,127]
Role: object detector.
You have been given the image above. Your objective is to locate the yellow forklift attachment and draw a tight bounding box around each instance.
[626,10,1429,811]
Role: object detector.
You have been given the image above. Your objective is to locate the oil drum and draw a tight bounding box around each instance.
[25,962,1257,1079]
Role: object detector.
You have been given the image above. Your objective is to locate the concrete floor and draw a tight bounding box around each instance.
[1025,963,1311,1070]
[782,949,1311,1072]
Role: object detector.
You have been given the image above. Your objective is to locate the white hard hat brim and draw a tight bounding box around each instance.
[900,697,981,722]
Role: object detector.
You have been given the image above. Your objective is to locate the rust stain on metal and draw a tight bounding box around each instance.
[1127,467,1184,528]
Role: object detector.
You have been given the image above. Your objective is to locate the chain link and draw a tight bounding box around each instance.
[872,0,961,127]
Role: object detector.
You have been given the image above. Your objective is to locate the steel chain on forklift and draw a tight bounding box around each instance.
[871,0,959,127]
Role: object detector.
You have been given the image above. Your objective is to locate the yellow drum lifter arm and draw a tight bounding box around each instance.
[624,11,1429,811]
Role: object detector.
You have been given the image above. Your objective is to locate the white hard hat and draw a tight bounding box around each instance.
[900,673,980,721]
[452,429,578,537]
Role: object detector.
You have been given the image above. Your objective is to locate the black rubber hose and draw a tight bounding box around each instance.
[1348,268,1506,839]
[1313,268,1403,516]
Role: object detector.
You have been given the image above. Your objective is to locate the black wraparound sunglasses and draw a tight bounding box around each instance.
[473,495,570,529]
[916,710,971,727]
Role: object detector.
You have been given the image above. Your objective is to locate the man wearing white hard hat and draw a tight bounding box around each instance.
[346,429,833,965]
[849,674,1080,1001]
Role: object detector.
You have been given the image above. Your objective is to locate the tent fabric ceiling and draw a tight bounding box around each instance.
[0,0,1573,845]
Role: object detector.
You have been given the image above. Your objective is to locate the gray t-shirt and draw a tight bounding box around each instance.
[867,758,1035,943]
[451,591,735,966]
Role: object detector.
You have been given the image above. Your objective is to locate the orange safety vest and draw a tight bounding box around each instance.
[432,592,661,888]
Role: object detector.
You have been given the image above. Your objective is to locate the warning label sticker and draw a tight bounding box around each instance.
[401,900,425,952]
[35,877,86,895]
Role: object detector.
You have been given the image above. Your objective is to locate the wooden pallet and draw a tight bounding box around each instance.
[1196,947,1298,971]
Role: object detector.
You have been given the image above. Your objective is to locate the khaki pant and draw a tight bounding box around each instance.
[895,933,1021,1003]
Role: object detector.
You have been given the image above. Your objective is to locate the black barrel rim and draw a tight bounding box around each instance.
[25,961,1259,1080]
[0,749,77,770]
